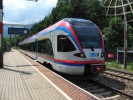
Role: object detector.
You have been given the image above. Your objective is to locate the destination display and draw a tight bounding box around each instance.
[73,22,94,27]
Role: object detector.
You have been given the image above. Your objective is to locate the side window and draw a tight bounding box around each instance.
[38,41,42,53]
[44,39,54,56]
[57,35,76,52]
[27,42,34,52]
[38,39,54,56]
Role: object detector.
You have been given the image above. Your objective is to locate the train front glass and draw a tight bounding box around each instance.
[73,22,102,50]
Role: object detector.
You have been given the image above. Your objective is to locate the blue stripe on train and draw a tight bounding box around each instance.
[36,26,82,53]
[54,61,84,66]
[41,57,84,67]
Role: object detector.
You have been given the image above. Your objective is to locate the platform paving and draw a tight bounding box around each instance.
[0,49,68,100]
[0,49,100,100]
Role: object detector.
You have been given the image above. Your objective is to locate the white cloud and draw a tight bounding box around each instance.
[3,0,58,24]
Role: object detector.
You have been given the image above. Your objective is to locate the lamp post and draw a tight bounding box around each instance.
[0,0,37,68]
[0,0,3,68]
[121,0,128,69]
[124,21,127,69]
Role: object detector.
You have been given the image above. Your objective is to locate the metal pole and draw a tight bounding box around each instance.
[0,0,3,68]
[10,34,11,47]
[124,21,127,69]
[117,47,118,63]
[122,2,128,69]
[10,25,13,48]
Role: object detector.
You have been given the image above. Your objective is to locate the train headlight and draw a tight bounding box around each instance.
[101,52,104,57]
[80,54,84,57]
[74,53,86,58]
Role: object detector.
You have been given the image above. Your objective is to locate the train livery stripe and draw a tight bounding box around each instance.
[41,55,104,67]
[98,27,104,52]
[19,20,84,53]
[59,21,83,53]
[57,21,84,53]
[38,21,83,53]
[55,26,83,53]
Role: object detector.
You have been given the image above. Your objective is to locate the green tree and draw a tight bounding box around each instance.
[3,38,10,51]
[103,17,133,47]
[127,25,133,47]
[16,0,107,43]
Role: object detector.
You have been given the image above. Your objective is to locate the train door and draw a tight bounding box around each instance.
[50,31,55,66]
[34,40,38,60]
[54,30,64,71]
[54,30,64,59]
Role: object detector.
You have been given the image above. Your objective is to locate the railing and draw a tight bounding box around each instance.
[105,47,133,64]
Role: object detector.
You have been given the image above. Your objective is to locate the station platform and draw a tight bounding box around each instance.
[0,49,100,100]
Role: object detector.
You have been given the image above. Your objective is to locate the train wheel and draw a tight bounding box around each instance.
[43,62,47,66]
[47,64,53,70]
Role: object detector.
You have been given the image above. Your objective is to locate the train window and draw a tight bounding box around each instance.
[57,35,76,52]
[38,39,54,56]
[44,39,54,56]
[26,42,34,52]
[38,41,45,53]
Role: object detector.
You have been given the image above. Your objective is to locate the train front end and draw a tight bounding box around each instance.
[64,18,106,75]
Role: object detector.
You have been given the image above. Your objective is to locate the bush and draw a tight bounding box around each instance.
[127,62,133,71]
[106,61,121,69]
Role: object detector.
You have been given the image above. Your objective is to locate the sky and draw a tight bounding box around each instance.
[3,0,58,24]
[3,0,58,37]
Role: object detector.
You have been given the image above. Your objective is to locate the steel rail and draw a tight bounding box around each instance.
[92,79,133,99]
[106,67,133,75]
[103,71,133,81]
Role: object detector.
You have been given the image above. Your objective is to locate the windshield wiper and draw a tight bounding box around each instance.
[89,46,94,51]
[78,37,95,51]
[84,39,94,51]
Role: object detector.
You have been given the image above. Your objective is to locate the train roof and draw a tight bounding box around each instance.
[19,18,95,45]
[63,18,92,23]
[63,18,94,26]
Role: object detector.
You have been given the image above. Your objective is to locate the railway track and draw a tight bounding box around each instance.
[26,55,133,99]
[103,67,133,81]
[70,79,132,100]
[64,67,133,100]
[45,65,133,99]
[21,51,133,99]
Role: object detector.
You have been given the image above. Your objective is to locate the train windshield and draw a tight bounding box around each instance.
[73,26,102,48]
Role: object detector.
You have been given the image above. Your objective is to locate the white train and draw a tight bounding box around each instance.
[19,18,106,75]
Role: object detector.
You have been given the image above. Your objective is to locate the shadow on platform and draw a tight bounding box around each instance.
[4,64,39,67]
[3,67,32,75]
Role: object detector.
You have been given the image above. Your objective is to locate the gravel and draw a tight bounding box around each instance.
[94,74,133,99]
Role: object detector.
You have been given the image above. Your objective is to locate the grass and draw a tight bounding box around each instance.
[12,47,18,49]
[106,61,121,69]
[127,62,133,71]
[106,61,133,72]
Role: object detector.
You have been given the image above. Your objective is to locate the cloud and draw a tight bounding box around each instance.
[3,0,58,24]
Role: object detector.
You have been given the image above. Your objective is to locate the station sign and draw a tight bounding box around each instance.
[8,28,29,35]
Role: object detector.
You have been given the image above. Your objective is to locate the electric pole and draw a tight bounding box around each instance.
[0,0,3,68]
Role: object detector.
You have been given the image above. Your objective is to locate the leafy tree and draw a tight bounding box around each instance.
[85,0,107,28]
[13,0,107,44]
[103,17,133,47]
[127,25,133,47]
[3,38,10,51]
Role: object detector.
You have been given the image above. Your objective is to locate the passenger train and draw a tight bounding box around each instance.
[19,18,106,75]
